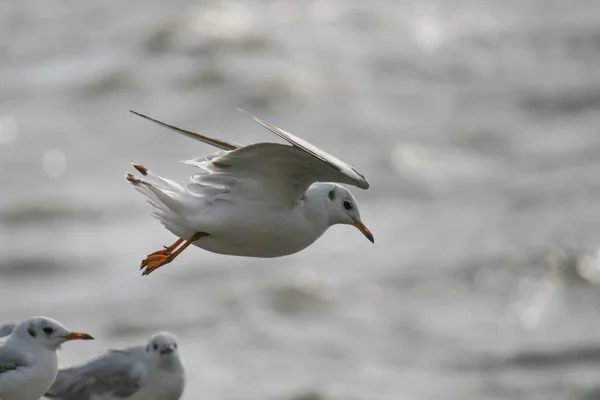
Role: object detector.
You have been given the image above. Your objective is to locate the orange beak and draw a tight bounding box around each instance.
[353,220,374,243]
[66,332,94,341]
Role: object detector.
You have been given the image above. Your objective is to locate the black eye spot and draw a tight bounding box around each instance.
[173,343,178,349]
[343,200,353,210]
[28,328,36,338]
[43,327,54,335]
[153,344,158,351]
[328,190,336,201]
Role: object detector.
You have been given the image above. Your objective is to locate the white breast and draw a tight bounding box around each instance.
[189,198,327,258]
[0,350,57,400]
[128,365,185,400]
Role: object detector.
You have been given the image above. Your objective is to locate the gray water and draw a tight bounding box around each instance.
[2,1,600,399]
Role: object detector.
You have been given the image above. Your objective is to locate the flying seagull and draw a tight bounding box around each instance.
[126,109,373,275]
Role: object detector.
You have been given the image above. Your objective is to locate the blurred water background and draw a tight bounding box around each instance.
[2,0,600,399]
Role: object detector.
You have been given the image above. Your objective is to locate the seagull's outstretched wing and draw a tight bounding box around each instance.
[0,324,14,338]
[129,109,370,206]
[191,110,369,205]
[45,347,144,400]
[130,110,240,150]
[237,109,369,189]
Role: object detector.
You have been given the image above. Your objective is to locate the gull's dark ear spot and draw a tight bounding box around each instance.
[146,345,151,353]
[28,328,36,338]
[328,189,336,201]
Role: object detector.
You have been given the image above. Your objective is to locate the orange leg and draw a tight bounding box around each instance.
[140,232,208,276]
[145,238,184,259]
[140,238,184,270]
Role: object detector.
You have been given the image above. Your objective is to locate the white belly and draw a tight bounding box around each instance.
[195,211,323,257]
[194,229,319,257]
[128,368,184,400]
[163,196,329,258]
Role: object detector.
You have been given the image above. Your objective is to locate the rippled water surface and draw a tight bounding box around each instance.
[2,1,600,399]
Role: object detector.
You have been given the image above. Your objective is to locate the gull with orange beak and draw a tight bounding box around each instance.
[0,316,93,400]
[126,109,373,275]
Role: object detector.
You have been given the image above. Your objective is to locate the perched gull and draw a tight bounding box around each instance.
[0,323,15,338]
[0,316,93,400]
[45,332,185,400]
[126,109,373,275]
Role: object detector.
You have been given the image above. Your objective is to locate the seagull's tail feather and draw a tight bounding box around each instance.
[125,164,189,236]
[131,163,185,192]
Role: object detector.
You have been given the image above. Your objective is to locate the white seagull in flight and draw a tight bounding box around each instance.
[126,109,373,275]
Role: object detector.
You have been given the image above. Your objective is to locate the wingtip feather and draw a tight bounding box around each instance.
[130,110,241,151]
[237,108,257,120]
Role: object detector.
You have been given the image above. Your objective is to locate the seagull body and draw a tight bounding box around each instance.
[0,317,93,400]
[153,181,345,258]
[126,109,374,275]
[45,332,185,400]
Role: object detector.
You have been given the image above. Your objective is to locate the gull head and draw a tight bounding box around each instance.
[146,332,181,364]
[323,183,374,244]
[14,317,93,351]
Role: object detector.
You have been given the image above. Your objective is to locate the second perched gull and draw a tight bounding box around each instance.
[0,317,93,400]
[45,332,185,400]
[126,109,374,275]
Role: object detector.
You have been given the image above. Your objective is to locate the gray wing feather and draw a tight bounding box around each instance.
[0,324,14,338]
[130,110,241,151]
[205,143,362,206]
[237,109,369,189]
[129,109,369,206]
[45,346,144,400]
[0,345,29,375]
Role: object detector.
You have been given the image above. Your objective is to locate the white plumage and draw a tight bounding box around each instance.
[0,317,93,400]
[45,332,185,400]
[127,109,373,275]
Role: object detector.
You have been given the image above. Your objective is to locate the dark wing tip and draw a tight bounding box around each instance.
[339,166,370,190]
[130,110,241,151]
[356,172,370,190]
[129,110,158,123]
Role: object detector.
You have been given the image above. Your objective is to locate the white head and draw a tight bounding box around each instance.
[145,332,181,366]
[320,183,374,243]
[12,316,93,351]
